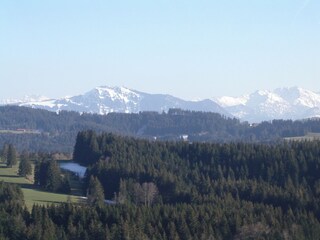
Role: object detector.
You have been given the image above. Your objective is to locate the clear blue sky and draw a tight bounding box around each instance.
[0,0,319,100]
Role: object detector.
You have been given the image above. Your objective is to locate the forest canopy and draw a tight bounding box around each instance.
[0,106,320,152]
[0,130,320,239]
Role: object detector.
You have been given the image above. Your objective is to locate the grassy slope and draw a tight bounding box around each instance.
[0,163,79,210]
[284,132,320,141]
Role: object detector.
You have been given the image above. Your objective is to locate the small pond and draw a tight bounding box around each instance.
[59,162,87,178]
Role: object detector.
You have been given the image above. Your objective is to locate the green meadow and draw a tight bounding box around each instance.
[0,163,79,210]
[284,132,320,141]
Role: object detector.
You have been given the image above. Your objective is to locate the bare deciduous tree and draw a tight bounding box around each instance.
[134,182,158,206]
[234,222,271,240]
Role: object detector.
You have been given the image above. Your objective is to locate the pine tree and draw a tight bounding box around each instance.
[18,151,32,177]
[87,176,105,207]
[34,160,43,186]
[1,144,9,163]
[45,160,62,192]
[7,144,17,168]
[34,160,65,193]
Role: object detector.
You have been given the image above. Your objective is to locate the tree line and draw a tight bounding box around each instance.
[0,130,320,238]
[74,131,320,207]
[1,144,32,177]
[1,106,320,152]
[71,131,320,238]
[0,145,71,194]
[0,180,320,239]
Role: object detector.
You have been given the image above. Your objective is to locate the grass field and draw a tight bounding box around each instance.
[0,162,79,210]
[284,132,320,141]
[0,129,41,134]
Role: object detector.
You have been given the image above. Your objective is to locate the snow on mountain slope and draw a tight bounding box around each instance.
[2,86,320,122]
[53,86,143,114]
[215,87,320,122]
[0,95,50,105]
[213,95,249,107]
[275,87,320,108]
[1,86,230,117]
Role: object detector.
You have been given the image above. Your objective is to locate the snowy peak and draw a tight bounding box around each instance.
[276,87,320,108]
[216,87,320,122]
[1,86,229,117]
[2,86,320,122]
[52,86,144,114]
[214,95,249,107]
[93,86,141,103]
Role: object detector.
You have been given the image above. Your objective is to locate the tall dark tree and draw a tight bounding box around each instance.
[45,160,62,192]
[73,130,101,165]
[6,144,17,168]
[1,143,9,163]
[34,160,70,193]
[87,176,105,207]
[18,151,32,177]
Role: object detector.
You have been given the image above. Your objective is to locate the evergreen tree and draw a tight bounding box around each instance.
[45,160,62,192]
[6,144,17,168]
[1,143,9,163]
[34,160,45,187]
[87,176,105,207]
[18,151,32,177]
[33,160,69,193]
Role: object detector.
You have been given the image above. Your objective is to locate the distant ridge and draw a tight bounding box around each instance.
[2,86,320,122]
[214,87,320,122]
[0,86,230,117]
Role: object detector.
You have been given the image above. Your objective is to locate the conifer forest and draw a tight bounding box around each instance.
[0,107,320,239]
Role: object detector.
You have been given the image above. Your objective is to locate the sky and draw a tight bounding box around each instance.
[0,0,319,100]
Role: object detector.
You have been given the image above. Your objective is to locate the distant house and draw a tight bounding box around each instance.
[180,135,188,141]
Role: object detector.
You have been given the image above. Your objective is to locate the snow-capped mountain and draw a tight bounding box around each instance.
[215,87,320,122]
[0,95,50,105]
[3,86,230,117]
[2,86,320,122]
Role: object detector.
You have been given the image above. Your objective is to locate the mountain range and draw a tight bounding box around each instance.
[215,87,320,122]
[1,86,320,122]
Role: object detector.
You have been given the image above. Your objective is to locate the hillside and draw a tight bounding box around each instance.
[1,106,320,152]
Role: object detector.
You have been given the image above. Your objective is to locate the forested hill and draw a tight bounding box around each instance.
[72,131,320,238]
[1,106,320,152]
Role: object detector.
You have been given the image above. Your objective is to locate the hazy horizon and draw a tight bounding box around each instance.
[1,85,319,103]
